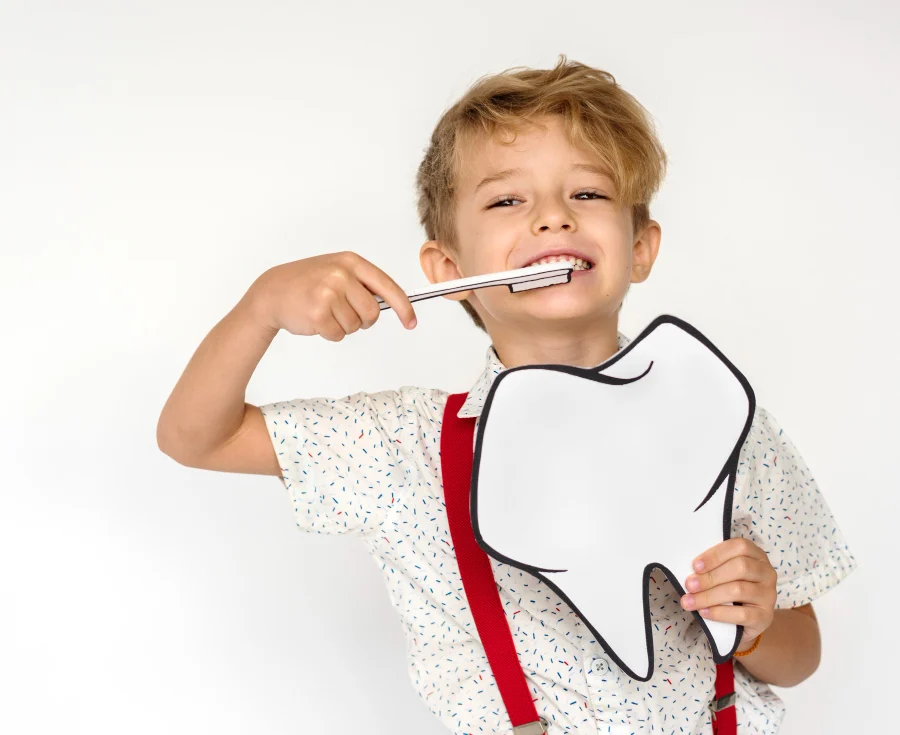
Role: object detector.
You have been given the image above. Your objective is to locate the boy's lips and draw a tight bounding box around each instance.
[518,247,596,269]
[526,263,595,293]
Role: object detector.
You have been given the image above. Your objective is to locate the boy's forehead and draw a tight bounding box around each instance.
[456,124,613,196]
[459,125,548,174]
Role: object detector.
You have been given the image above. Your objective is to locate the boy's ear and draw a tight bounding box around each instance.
[419,240,473,303]
[631,220,662,284]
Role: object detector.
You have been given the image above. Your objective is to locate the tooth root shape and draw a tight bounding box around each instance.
[548,558,657,680]
[470,315,754,682]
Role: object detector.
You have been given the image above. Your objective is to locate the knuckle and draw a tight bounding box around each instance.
[730,581,744,598]
[327,266,351,284]
[316,283,338,302]
[309,304,329,323]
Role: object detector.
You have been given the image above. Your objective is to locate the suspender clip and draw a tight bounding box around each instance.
[512,716,549,734]
[710,691,735,712]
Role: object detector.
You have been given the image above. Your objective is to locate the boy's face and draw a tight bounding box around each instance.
[420,114,661,343]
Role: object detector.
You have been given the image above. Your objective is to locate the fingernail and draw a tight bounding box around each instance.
[686,576,700,592]
[699,608,710,616]
[693,560,705,572]
[408,318,417,329]
[682,595,695,609]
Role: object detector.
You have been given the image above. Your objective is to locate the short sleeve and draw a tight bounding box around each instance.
[258,386,421,537]
[730,405,858,609]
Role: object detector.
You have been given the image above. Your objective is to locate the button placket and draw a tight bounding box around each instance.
[584,655,640,733]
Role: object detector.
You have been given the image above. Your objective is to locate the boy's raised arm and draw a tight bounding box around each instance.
[156,282,281,474]
[156,253,417,476]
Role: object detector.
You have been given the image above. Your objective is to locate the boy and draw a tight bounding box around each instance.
[157,56,857,734]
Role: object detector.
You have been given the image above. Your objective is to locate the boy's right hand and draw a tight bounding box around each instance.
[249,251,418,340]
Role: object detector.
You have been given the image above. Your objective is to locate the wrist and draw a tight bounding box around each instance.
[242,277,279,335]
[735,631,762,656]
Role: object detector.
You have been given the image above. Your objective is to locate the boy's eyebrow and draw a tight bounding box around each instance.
[473,163,611,194]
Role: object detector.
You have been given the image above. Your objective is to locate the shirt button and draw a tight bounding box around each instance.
[587,655,620,693]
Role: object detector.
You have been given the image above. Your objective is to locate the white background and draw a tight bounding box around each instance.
[1,1,895,732]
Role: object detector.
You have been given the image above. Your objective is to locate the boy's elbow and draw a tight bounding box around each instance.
[781,613,822,687]
[156,421,195,465]
[802,632,822,684]
[156,419,181,459]
[799,606,822,683]
[156,409,179,456]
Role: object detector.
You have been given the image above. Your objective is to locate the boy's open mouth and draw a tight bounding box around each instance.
[524,255,593,271]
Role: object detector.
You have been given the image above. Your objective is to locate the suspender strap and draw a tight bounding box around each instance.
[711,659,737,734]
[441,392,547,734]
[440,392,735,734]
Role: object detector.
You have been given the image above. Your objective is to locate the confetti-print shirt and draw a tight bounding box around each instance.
[259,331,858,735]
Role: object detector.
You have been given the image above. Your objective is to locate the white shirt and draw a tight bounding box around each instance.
[259,331,858,735]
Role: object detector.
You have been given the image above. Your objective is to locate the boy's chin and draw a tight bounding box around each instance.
[514,287,617,314]
[512,300,619,323]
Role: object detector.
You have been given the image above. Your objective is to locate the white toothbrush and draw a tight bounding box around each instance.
[374,261,575,311]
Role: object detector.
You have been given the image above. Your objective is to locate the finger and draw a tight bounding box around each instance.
[682,577,771,612]
[695,601,763,629]
[317,312,347,342]
[685,554,774,596]
[344,278,384,330]
[692,536,768,575]
[352,256,417,328]
[326,292,363,340]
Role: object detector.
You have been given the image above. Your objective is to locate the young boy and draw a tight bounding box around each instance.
[157,56,857,734]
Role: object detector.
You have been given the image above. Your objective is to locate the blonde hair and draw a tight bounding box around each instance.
[415,54,668,333]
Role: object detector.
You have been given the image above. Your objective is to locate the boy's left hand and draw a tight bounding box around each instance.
[681,537,778,652]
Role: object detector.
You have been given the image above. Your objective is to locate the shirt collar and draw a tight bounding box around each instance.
[457,331,633,418]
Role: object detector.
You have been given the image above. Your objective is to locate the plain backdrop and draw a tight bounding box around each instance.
[1,1,896,733]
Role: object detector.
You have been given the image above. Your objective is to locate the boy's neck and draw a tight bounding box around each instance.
[489,317,622,370]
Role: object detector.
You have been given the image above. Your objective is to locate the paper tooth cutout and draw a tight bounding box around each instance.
[470,315,756,682]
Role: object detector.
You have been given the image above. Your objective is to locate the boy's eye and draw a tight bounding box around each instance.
[487,191,608,208]
[487,196,521,208]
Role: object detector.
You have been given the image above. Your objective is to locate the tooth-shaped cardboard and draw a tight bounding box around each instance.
[470,314,755,682]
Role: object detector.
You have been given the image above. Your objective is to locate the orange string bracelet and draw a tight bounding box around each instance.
[733,631,763,657]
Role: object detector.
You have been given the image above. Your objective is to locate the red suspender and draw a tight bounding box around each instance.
[440,392,737,734]
[711,659,737,734]
[441,392,546,734]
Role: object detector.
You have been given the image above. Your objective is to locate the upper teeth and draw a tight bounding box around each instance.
[527,255,592,270]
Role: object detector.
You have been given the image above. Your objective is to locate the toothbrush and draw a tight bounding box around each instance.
[374,261,575,311]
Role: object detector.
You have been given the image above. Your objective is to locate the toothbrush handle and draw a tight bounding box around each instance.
[375,282,473,311]
[374,264,573,311]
